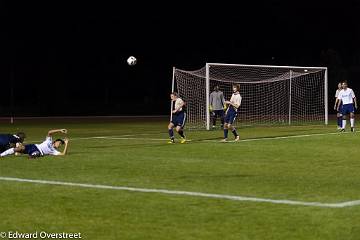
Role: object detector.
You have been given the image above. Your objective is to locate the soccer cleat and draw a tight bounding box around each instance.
[337,126,342,130]
[167,139,175,144]
[220,139,228,142]
[180,137,186,144]
[351,127,355,132]
[339,128,346,132]
[234,136,240,141]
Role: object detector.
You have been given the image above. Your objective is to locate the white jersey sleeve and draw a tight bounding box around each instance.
[335,89,340,98]
[351,89,356,98]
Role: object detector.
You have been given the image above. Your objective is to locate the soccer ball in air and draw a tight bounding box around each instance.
[127,56,137,66]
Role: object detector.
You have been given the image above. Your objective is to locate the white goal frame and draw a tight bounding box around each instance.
[172,63,328,130]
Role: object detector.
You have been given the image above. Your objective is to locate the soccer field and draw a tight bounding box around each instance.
[1,118,359,240]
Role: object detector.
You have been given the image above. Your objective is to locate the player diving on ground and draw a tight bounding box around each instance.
[168,92,186,144]
[0,129,69,158]
[222,84,242,142]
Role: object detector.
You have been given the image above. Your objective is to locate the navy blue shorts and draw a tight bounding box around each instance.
[171,111,186,128]
[24,144,42,157]
[341,104,355,115]
[224,109,237,124]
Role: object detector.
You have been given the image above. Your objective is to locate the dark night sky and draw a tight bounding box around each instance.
[1,2,359,116]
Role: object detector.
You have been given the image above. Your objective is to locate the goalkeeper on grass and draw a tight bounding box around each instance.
[222,84,242,142]
[168,92,186,144]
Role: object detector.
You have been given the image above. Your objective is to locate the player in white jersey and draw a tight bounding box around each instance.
[168,92,186,144]
[334,82,343,129]
[0,129,69,158]
[222,84,242,142]
[336,81,357,132]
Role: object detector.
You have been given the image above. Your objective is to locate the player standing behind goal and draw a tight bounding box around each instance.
[334,82,343,130]
[210,85,225,129]
[222,84,242,142]
[168,92,186,144]
[337,81,357,132]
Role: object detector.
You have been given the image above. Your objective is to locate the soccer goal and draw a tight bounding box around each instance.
[172,63,328,130]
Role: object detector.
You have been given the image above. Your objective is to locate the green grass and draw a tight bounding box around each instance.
[1,118,360,240]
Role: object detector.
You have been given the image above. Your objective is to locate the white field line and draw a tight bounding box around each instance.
[214,132,348,143]
[0,177,357,208]
[26,134,160,143]
[71,133,157,140]
[72,136,169,141]
[70,132,347,143]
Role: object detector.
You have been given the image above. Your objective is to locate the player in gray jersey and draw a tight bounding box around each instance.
[210,86,225,128]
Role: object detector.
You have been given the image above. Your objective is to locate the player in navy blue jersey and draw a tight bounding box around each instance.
[0,132,26,153]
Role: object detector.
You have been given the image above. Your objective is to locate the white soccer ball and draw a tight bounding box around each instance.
[127,56,137,66]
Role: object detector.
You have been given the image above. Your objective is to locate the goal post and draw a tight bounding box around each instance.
[173,63,328,130]
[205,63,210,130]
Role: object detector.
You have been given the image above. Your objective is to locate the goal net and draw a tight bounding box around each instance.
[172,63,328,130]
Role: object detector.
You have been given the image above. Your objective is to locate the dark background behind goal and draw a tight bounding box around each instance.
[0,2,359,117]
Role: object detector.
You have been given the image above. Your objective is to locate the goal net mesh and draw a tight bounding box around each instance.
[173,64,326,129]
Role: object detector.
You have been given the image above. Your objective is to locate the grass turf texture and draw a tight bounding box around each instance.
[0,118,359,239]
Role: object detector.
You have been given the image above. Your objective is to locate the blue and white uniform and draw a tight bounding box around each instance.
[224,92,242,124]
[24,136,61,157]
[0,134,22,152]
[337,88,356,115]
[171,98,186,128]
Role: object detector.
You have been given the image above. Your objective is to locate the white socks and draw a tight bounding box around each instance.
[342,119,355,129]
[0,148,15,157]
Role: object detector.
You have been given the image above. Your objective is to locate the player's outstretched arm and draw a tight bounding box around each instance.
[58,138,69,156]
[47,129,68,136]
